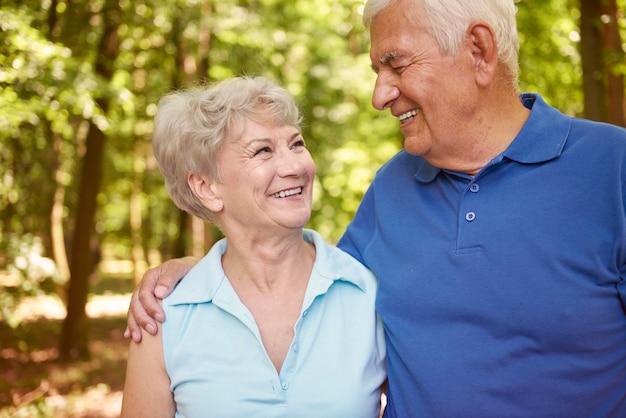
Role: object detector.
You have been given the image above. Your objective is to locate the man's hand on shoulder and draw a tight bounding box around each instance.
[124,256,198,342]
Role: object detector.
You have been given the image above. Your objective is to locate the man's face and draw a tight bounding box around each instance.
[369,0,478,165]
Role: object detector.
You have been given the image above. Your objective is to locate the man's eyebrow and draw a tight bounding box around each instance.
[371,51,400,73]
[379,51,399,65]
[371,51,399,73]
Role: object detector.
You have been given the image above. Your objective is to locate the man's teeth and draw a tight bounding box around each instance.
[398,109,418,124]
[271,187,302,198]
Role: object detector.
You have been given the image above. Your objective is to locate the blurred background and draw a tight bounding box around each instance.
[1,0,624,416]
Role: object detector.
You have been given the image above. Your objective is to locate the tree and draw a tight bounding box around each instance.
[1,0,624,360]
[60,0,122,360]
[580,0,625,125]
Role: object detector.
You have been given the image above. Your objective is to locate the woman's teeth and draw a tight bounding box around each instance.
[271,187,302,198]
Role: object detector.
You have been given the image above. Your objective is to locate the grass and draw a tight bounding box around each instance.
[0,268,134,418]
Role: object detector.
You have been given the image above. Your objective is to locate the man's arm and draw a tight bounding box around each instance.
[124,257,198,342]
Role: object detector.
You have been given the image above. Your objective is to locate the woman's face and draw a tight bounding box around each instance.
[214,119,316,235]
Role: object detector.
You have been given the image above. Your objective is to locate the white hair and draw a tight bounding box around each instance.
[363,0,520,81]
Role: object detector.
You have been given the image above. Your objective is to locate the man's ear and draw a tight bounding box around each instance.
[468,22,498,87]
[188,173,223,212]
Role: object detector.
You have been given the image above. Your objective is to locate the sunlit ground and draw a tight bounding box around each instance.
[0,262,133,418]
[12,293,130,322]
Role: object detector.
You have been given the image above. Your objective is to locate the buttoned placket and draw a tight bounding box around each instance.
[456,175,482,252]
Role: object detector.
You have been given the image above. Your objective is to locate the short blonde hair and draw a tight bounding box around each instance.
[152,76,302,223]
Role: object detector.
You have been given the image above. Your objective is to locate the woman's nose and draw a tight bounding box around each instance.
[277,152,308,177]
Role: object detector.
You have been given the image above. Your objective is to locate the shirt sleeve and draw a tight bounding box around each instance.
[338,184,377,268]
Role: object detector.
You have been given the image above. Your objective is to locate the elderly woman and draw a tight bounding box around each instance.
[120,76,386,418]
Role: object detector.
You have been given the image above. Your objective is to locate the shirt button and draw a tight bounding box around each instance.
[282,382,289,390]
[470,183,480,193]
[465,212,476,222]
[302,310,308,316]
[292,343,298,352]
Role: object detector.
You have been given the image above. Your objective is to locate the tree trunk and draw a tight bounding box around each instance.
[579,0,625,126]
[60,124,106,360]
[166,0,214,258]
[601,0,625,127]
[59,0,121,360]
[131,140,148,285]
[50,130,70,282]
[173,210,189,258]
[197,0,212,79]
[580,0,607,122]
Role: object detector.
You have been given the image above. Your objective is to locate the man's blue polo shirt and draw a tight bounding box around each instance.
[339,94,626,417]
[162,229,386,418]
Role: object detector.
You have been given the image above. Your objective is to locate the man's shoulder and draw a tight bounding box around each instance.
[374,150,426,180]
[571,116,626,138]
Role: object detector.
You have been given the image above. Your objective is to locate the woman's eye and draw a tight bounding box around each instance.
[254,146,272,156]
[293,139,306,148]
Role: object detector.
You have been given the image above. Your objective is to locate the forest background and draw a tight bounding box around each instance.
[1,0,625,416]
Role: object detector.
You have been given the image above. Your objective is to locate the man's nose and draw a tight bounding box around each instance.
[371,72,400,111]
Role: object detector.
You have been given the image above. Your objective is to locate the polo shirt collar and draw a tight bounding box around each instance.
[167,229,367,306]
[414,93,570,182]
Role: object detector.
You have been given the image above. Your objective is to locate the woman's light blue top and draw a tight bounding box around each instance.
[162,229,386,418]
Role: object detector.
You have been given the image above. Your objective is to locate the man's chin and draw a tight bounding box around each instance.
[402,138,430,157]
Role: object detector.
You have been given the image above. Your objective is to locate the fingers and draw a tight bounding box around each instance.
[153,256,198,298]
[125,266,161,340]
[126,305,144,343]
[137,280,165,325]
[133,269,163,334]
[124,256,199,341]
[125,291,144,342]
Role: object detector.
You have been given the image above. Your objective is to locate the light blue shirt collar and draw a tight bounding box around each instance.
[167,229,368,307]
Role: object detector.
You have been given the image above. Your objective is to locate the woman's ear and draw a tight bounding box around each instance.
[468,22,498,87]
[188,173,223,212]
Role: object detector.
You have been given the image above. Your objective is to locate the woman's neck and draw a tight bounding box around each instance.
[220,229,316,373]
[221,229,316,293]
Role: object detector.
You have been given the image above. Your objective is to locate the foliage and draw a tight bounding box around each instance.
[0,234,66,328]
[516,0,585,115]
[0,0,399,261]
[0,0,624,339]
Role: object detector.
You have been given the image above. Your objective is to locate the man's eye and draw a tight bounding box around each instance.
[254,146,272,156]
